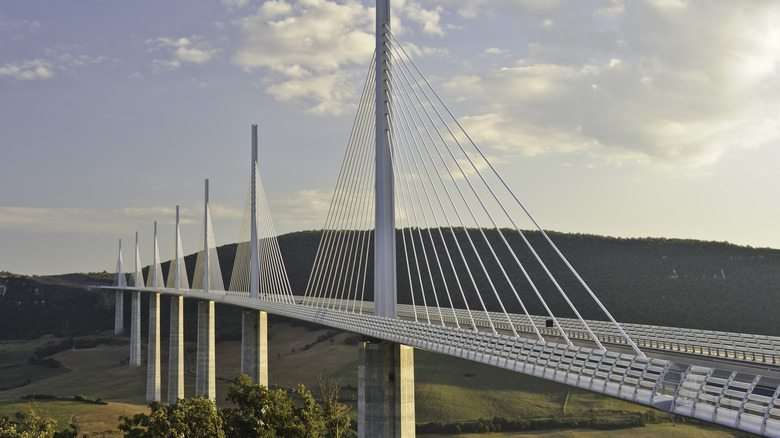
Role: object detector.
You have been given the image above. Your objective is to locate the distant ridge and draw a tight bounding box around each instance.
[2,230,779,340]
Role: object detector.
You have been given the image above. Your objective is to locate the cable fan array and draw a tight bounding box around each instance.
[192,181,225,293]
[229,162,295,303]
[303,27,643,356]
[122,169,293,303]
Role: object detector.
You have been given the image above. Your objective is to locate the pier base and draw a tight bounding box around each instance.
[241,310,268,386]
[358,340,415,438]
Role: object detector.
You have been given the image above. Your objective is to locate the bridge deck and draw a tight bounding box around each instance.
[104,286,780,437]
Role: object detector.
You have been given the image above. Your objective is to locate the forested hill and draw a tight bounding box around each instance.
[271,230,780,337]
[1,230,779,340]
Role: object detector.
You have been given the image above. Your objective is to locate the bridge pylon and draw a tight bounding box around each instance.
[359,1,416,436]
[167,206,185,403]
[196,179,218,401]
[146,221,162,403]
[242,124,269,386]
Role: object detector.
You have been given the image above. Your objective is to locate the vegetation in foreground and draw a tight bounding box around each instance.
[1,374,352,438]
[119,374,352,438]
[0,403,77,438]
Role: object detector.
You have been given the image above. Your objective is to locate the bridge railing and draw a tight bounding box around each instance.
[393,304,780,367]
[670,366,780,435]
[297,296,780,367]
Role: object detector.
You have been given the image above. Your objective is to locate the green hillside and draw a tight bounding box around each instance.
[2,229,779,341]
[279,229,780,336]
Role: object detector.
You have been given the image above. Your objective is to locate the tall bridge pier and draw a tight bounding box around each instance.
[359,340,415,437]
[242,310,268,386]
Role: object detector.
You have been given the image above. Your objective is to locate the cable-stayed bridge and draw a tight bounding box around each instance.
[101,1,780,436]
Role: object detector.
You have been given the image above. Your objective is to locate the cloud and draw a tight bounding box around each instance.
[147,36,221,71]
[0,59,55,80]
[232,1,373,74]
[397,0,445,36]
[209,204,244,220]
[0,207,126,234]
[271,189,332,227]
[440,1,780,169]
[0,15,40,34]
[220,0,249,9]
[482,47,510,57]
[230,0,454,115]
[266,70,365,115]
[0,50,110,81]
[0,205,222,236]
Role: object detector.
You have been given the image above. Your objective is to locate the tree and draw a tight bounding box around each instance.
[0,404,76,438]
[118,397,224,438]
[317,377,352,438]
[118,374,352,437]
[222,375,323,438]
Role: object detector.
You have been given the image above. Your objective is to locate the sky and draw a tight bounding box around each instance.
[1,0,779,276]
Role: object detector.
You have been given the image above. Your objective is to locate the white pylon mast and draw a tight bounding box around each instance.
[174,206,181,290]
[152,221,159,288]
[203,179,210,294]
[115,238,126,287]
[134,231,144,288]
[374,0,395,319]
[250,124,260,299]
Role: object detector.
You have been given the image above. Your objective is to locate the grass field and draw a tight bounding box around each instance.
[0,399,148,437]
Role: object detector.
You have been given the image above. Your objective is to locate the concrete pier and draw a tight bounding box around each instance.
[168,295,184,403]
[114,291,124,334]
[129,291,141,367]
[241,310,268,386]
[358,340,415,437]
[196,300,216,400]
[146,293,161,402]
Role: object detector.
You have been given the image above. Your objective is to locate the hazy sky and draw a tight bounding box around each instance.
[2,0,779,275]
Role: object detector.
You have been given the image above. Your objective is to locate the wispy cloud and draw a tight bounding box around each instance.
[220,0,249,10]
[0,51,110,81]
[0,58,55,80]
[0,207,125,234]
[0,15,40,34]
[397,0,446,36]
[0,205,225,235]
[147,36,221,72]
[270,189,331,227]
